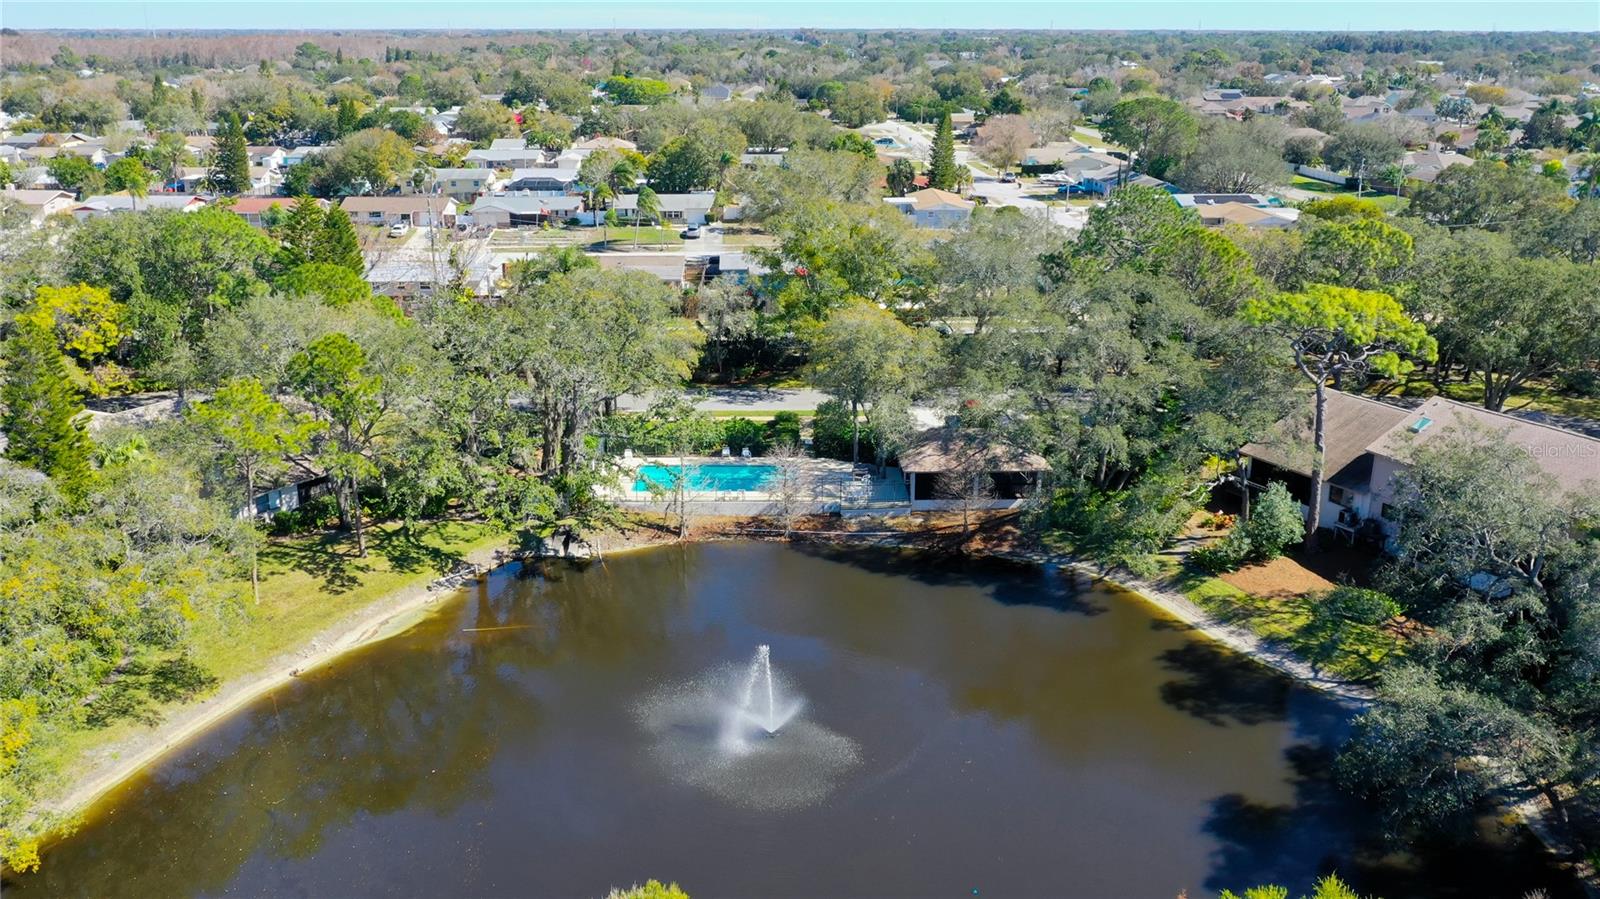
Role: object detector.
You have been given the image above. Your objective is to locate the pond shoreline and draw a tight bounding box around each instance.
[23,526,1592,893]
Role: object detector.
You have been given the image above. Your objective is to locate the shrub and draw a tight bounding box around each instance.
[720,417,768,455]
[1192,533,1255,573]
[810,399,875,462]
[1241,482,1305,560]
[766,410,802,448]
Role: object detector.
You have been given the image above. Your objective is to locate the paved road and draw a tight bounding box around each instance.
[968,180,1091,232]
[617,387,831,413]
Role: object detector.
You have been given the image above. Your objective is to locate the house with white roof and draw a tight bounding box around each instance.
[72,193,208,219]
[611,191,717,226]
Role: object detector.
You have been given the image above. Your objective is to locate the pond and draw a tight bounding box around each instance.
[4,543,1580,898]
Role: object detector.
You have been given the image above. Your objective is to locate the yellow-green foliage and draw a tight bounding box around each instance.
[604,880,691,899]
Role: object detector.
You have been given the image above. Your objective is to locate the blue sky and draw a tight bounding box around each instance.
[4,1,1597,32]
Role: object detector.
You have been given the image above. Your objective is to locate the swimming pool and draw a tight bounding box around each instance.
[633,463,778,492]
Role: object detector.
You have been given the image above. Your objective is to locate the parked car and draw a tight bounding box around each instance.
[680,226,702,239]
[1000,171,1018,183]
[388,222,411,237]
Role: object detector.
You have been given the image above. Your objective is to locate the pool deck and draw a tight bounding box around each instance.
[613,456,911,515]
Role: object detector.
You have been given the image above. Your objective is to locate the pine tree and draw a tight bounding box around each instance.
[927,112,958,191]
[276,195,326,267]
[210,112,250,195]
[334,98,360,137]
[1,323,93,502]
[317,206,365,274]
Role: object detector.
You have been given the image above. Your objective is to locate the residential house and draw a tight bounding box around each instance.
[1173,193,1300,229]
[612,191,717,226]
[227,196,327,228]
[503,166,581,195]
[247,146,287,171]
[898,426,1052,512]
[1341,96,1395,122]
[884,188,975,229]
[1,188,76,227]
[570,136,638,155]
[339,195,458,228]
[467,193,584,228]
[282,145,333,167]
[487,138,530,151]
[1401,145,1474,183]
[72,193,208,219]
[408,167,500,201]
[700,83,735,102]
[464,146,549,169]
[1239,390,1600,544]
[362,235,493,301]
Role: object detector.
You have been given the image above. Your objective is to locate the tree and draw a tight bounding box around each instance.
[1101,97,1198,178]
[1,323,94,502]
[645,121,744,193]
[927,112,958,191]
[806,300,934,464]
[65,208,277,374]
[1055,184,1197,277]
[766,442,809,538]
[1322,123,1403,194]
[1243,286,1436,540]
[1174,122,1291,194]
[311,128,416,196]
[1416,237,1600,411]
[632,186,659,248]
[1410,162,1569,230]
[45,155,101,196]
[286,333,383,556]
[454,99,519,145]
[827,82,887,128]
[188,378,316,602]
[988,85,1024,116]
[102,157,151,208]
[274,195,326,267]
[886,158,917,197]
[602,75,674,106]
[276,262,386,312]
[1433,95,1474,124]
[1522,100,1570,149]
[973,114,1036,172]
[1300,217,1415,291]
[318,206,365,274]
[210,112,251,194]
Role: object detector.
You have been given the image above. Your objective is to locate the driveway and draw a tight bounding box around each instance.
[617,387,831,413]
[967,181,1091,232]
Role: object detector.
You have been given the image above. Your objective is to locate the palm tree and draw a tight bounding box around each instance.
[592,182,615,242]
[633,187,659,249]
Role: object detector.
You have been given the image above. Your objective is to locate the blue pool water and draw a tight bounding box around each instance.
[633,463,778,492]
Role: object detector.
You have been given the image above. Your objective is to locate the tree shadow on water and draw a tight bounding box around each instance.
[788,541,1108,616]
[1200,743,1589,899]
[1158,640,1290,726]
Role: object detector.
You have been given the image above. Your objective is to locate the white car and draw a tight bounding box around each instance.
[388,222,411,238]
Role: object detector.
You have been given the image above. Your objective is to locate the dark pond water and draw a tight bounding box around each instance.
[6,542,1580,898]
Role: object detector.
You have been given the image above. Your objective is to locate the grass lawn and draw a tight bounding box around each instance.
[1289,176,1410,212]
[1166,562,1404,682]
[593,226,685,248]
[41,518,513,795]
[1393,377,1600,422]
[707,409,813,420]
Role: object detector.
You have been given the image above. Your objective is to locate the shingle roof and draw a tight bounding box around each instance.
[1242,390,1411,480]
[1367,396,1600,494]
[898,427,1050,474]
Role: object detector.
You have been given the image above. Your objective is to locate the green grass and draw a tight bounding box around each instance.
[1392,377,1600,421]
[706,409,814,420]
[593,226,686,248]
[1168,565,1404,682]
[1289,176,1410,212]
[39,518,513,802]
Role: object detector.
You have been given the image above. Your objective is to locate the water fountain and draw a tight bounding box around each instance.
[721,644,803,752]
[633,644,860,810]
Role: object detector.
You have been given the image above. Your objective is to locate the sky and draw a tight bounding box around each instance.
[3,1,1597,32]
